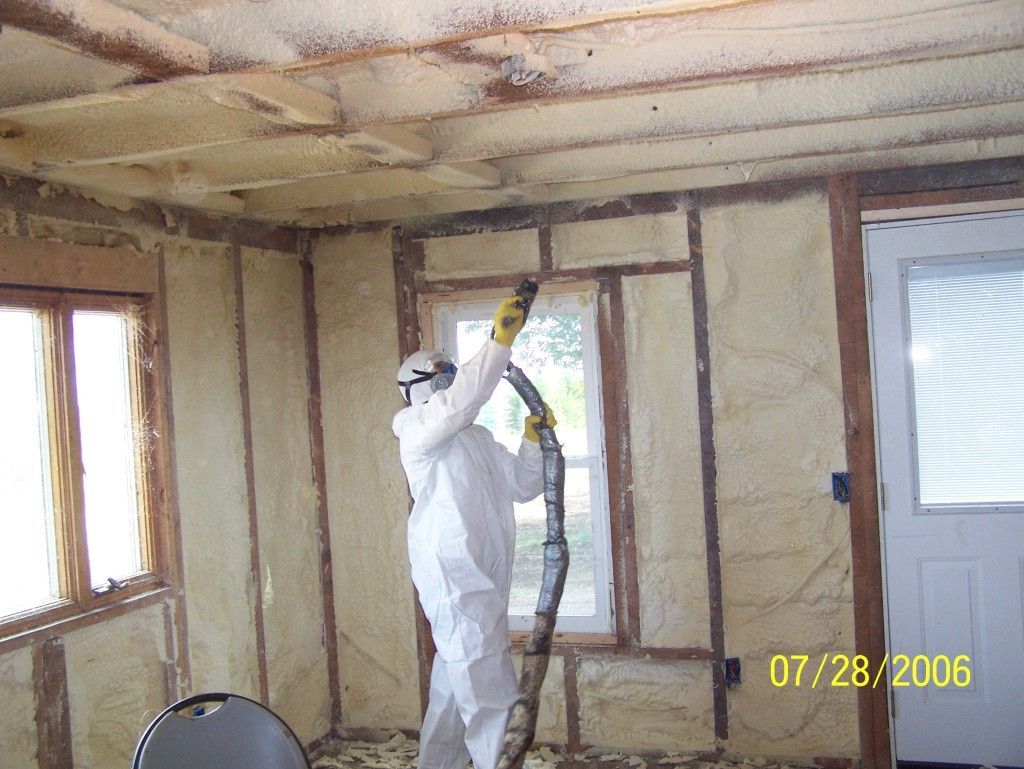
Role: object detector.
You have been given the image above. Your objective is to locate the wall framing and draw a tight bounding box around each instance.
[390,191,727,753]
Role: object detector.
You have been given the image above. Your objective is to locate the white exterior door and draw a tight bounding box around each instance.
[865,211,1024,766]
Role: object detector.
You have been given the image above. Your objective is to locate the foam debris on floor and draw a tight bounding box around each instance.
[311,732,803,769]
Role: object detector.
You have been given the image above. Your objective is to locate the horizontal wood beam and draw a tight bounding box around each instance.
[254,128,1024,227]
[0,174,299,253]
[240,98,1024,214]
[206,75,342,126]
[857,156,1024,196]
[3,5,1021,172]
[418,161,502,189]
[406,191,681,238]
[0,234,159,293]
[1,0,209,79]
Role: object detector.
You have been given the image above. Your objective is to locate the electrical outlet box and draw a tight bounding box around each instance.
[832,472,851,503]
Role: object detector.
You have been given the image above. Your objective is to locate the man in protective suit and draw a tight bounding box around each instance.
[393,295,555,769]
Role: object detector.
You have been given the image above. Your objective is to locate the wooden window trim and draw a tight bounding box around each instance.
[0,241,175,642]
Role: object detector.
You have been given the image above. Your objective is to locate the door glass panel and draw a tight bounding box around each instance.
[0,308,60,617]
[906,257,1024,506]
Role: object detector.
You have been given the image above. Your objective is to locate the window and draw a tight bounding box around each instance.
[1,288,165,633]
[430,288,614,635]
[904,254,1024,512]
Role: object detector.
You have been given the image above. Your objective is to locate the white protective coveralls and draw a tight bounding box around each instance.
[393,338,544,769]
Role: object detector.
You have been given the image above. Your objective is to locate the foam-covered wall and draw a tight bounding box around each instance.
[0,181,330,765]
[622,272,709,651]
[241,247,333,742]
[551,213,690,268]
[702,193,858,758]
[0,646,38,768]
[578,658,714,751]
[0,176,859,764]
[368,202,857,759]
[311,229,421,729]
[63,604,168,768]
[165,239,261,697]
[423,228,540,280]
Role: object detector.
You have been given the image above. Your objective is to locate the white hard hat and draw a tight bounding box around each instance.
[397,349,458,405]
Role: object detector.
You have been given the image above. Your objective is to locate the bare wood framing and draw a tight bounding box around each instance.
[391,227,435,717]
[860,183,1024,212]
[231,246,270,705]
[602,277,643,646]
[860,184,1024,222]
[514,641,714,661]
[299,236,344,730]
[857,157,1023,197]
[827,174,891,769]
[418,279,602,334]
[416,261,691,295]
[404,192,683,239]
[33,637,73,769]
[538,220,553,273]
[686,199,729,741]
[0,235,159,293]
[563,652,582,754]
[155,247,192,696]
[161,600,178,702]
[0,174,299,252]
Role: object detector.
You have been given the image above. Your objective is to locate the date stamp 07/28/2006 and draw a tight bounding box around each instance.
[769,653,972,689]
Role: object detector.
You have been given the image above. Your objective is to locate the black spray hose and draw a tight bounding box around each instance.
[496,281,569,769]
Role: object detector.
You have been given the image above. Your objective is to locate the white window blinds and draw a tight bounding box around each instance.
[906,255,1024,508]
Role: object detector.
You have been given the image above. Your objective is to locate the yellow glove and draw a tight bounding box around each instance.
[524,404,557,442]
[492,296,525,347]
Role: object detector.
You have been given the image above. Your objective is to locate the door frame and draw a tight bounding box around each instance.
[826,159,1024,769]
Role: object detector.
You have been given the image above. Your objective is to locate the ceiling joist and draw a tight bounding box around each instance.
[1,0,1022,225]
[206,75,342,127]
[0,0,209,79]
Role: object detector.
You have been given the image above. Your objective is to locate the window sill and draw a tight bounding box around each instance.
[0,583,174,655]
[510,631,618,649]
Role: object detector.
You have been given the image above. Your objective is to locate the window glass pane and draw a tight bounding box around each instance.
[907,257,1024,506]
[508,467,596,617]
[0,308,60,617]
[73,310,144,587]
[455,312,588,456]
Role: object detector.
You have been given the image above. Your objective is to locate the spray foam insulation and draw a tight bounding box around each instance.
[241,246,333,744]
[312,229,421,729]
[164,240,261,698]
[701,193,858,756]
[551,214,689,269]
[623,272,710,650]
[0,645,40,769]
[63,603,168,768]
[423,228,542,282]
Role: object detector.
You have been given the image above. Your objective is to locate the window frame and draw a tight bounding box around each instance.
[0,282,172,639]
[420,283,616,637]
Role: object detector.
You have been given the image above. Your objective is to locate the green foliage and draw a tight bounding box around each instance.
[517,314,583,370]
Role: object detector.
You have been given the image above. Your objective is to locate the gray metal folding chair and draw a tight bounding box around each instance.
[133,692,312,769]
